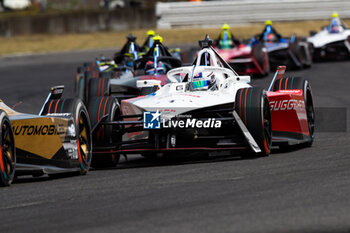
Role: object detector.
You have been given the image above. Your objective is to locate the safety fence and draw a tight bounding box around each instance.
[156,0,350,28]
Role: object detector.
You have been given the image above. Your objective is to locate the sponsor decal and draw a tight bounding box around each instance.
[270,99,305,111]
[143,111,222,129]
[163,118,221,128]
[143,111,161,129]
[10,115,69,159]
[46,113,71,117]
[13,124,65,136]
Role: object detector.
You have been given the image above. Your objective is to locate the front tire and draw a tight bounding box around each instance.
[0,110,16,186]
[87,77,110,105]
[87,96,121,168]
[41,98,92,174]
[235,87,272,156]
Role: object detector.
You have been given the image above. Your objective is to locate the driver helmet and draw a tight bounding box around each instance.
[145,61,166,75]
[265,20,272,26]
[147,30,155,37]
[191,72,216,90]
[264,20,274,41]
[124,53,135,67]
[266,33,275,42]
[146,30,156,49]
[145,61,155,75]
[220,24,232,49]
[222,23,230,31]
[153,34,163,43]
[329,12,341,33]
[156,61,166,74]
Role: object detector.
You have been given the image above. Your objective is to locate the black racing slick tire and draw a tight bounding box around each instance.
[41,98,92,174]
[273,77,315,146]
[87,96,121,168]
[87,77,110,105]
[0,110,16,187]
[235,87,272,156]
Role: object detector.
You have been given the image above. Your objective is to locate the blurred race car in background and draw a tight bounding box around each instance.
[0,86,92,186]
[307,13,350,61]
[0,0,31,11]
[76,36,182,167]
[88,35,315,165]
[257,20,312,70]
[214,42,270,77]
[213,24,270,77]
[74,34,141,104]
[84,36,182,105]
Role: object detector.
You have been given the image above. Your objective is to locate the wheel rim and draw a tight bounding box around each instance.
[1,119,15,183]
[78,113,91,168]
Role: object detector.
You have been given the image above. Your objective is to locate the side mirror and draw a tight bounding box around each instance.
[136,80,161,89]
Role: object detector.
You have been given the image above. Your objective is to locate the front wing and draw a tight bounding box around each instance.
[267,89,310,145]
[9,114,82,174]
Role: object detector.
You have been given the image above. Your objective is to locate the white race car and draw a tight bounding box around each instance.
[90,36,315,161]
[307,25,350,61]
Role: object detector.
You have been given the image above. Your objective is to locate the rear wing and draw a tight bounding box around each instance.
[39,86,64,115]
[268,66,286,91]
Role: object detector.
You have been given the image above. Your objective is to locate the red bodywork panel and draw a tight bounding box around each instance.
[266,90,309,136]
[216,45,250,59]
[139,74,169,86]
[214,45,265,75]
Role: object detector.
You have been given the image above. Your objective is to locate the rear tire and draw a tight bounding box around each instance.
[87,78,110,105]
[41,98,92,175]
[87,96,121,168]
[0,110,16,186]
[235,87,272,157]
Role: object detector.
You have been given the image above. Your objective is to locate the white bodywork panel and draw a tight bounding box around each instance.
[123,48,253,118]
[124,71,251,120]
[4,0,31,9]
[307,29,350,48]
[136,80,162,89]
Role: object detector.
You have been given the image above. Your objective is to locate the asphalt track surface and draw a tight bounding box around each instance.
[0,49,349,233]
